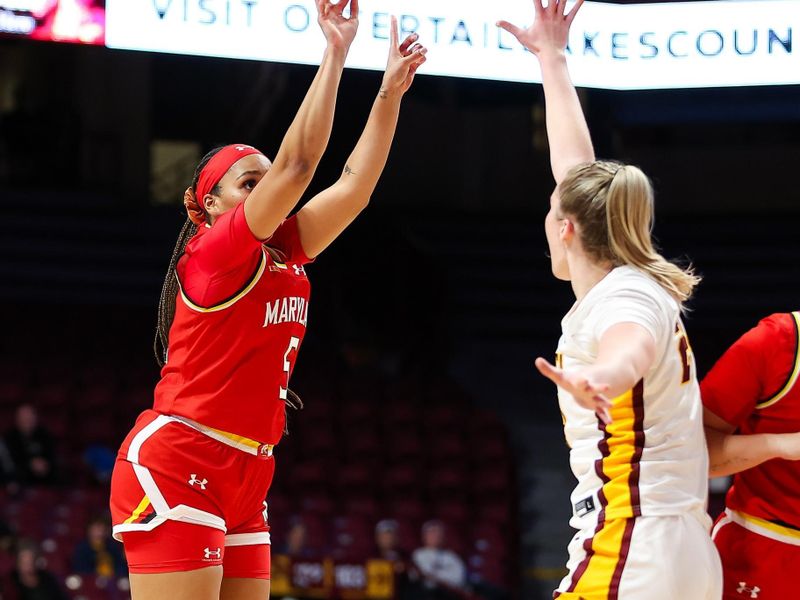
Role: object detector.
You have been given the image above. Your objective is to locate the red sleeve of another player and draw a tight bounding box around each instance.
[179,203,263,307]
[265,215,313,266]
[700,316,780,427]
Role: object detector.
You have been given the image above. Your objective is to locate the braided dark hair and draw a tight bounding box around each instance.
[152,146,304,431]
[153,147,223,367]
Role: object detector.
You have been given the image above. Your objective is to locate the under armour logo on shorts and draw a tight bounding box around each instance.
[204,547,221,560]
[188,474,208,490]
[737,582,760,598]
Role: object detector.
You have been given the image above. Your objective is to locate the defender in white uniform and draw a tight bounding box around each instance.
[498,1,722,598]
[555,266,719,599]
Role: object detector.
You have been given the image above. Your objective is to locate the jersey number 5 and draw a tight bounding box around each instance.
[279,336,300,401]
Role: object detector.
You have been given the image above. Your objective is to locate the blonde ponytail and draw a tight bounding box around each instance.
[559,161,701,305]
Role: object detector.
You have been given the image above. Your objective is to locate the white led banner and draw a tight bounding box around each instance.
[104,0,799,90]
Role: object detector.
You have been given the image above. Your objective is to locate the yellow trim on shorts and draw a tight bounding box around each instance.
[206,425,262,451]
[178,249,267,313]
[124,495,151,524]
[570,519,630,598]
[738,510,800,541]
[757,311,800,409]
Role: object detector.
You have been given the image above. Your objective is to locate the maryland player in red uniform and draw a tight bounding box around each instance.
[108,3,428,598]
[702,311,800,600]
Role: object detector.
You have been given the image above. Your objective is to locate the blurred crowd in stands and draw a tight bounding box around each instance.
[0,356,517,600]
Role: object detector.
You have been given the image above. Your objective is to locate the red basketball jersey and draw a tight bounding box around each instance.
[701,312,800,529]
[153,203,311,445]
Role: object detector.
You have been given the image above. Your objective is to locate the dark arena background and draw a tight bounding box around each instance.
[1,0,799,599]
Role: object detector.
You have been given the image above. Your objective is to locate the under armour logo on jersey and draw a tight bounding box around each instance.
[188,474,208,490]
[737,582,760,598]
[234,145,252,151]
[204,547,221,560]
[293,264,306,276]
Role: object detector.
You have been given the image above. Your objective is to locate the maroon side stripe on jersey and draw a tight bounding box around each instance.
[629,381,645,516]
[565,419,613,594]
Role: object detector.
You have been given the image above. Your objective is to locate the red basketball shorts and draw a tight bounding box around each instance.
[712,508,800,600]
[110,410,276,577]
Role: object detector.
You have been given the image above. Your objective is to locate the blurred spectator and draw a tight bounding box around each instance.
[277,517,313,559]
[2,539,68,600]
[375,519,404,562]
[3,405,57,485]
[71,516,126,577]
[375,519,418,600]
[411,520,468,599]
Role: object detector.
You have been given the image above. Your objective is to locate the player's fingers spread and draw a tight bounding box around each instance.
[533,0,545,14]
[390,15,400,49]
[566,0,585,24]
[593,394,612,407]
[535,357,560,381]
[411,50,427,68]
[399,33,419,54]
[496,20,523,40]
[402,47,426,62]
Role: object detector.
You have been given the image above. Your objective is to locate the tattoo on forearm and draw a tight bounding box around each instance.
[379,87,388,99]
[344,164,356,175]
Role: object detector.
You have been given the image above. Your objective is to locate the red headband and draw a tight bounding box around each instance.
[197,144,263,202]
[189,144,263,224]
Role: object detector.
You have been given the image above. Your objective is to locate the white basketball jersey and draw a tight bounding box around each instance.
[556,266,709,530]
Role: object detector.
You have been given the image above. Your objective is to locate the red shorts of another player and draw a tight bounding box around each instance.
[110,410,276,577]
[712,508,800,600]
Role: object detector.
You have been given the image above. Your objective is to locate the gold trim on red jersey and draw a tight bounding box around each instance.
[177,248,268,313]
[756,311,800,410]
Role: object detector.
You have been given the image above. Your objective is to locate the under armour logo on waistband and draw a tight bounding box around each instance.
[188,474,208,490]
[737,582,760,598]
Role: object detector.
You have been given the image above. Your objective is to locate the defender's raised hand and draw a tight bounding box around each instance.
[497,0,584,56]
[535,357,613,425]
[381,16,428,97]
[317,0,359,52]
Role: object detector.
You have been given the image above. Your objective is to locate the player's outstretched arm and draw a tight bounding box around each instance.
[704,408,800,477]
[296,16,427,259]
[498,0,593,184]
[535,323,656,424]
[242,0,358,240]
